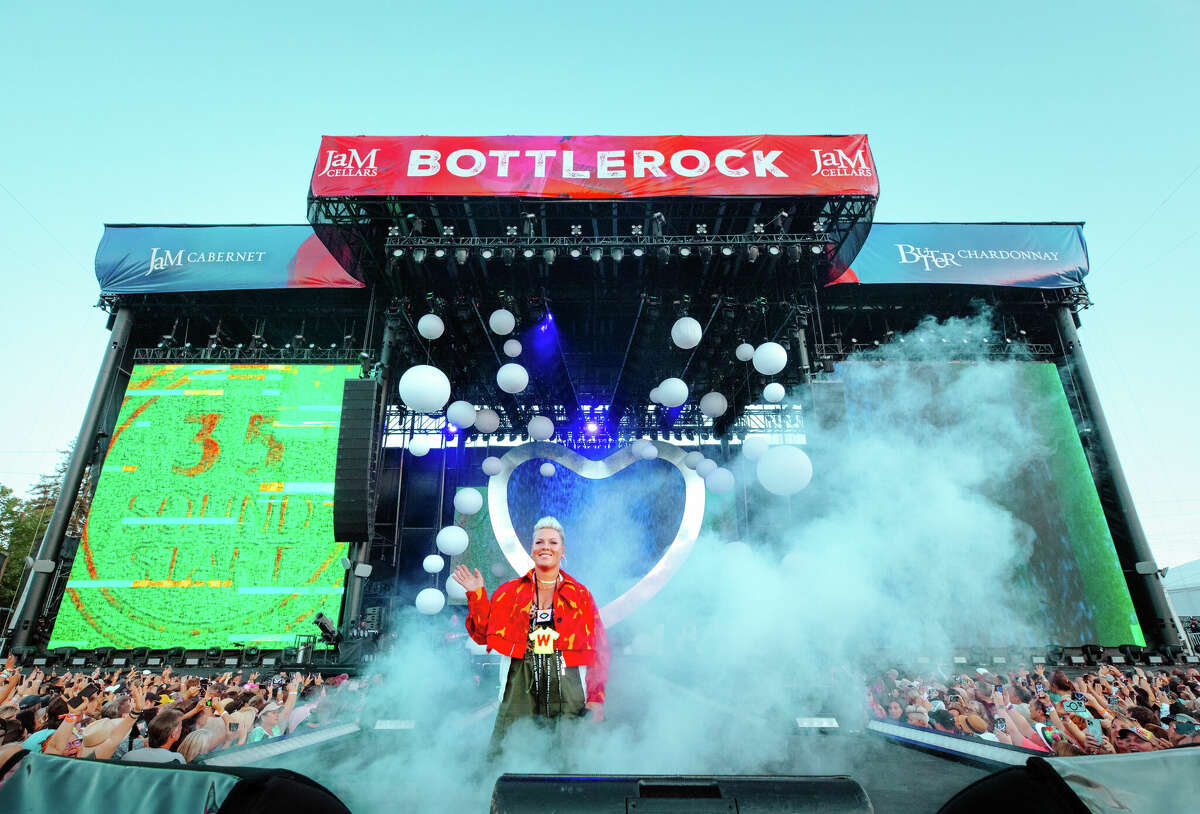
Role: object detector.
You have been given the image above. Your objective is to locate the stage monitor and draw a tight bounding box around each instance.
[48,363,359,650]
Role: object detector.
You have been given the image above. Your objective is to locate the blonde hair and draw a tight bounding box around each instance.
[532,516,565,542]
[177,729,214,763]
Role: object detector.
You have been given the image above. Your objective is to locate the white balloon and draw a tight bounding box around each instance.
[417,313,445,341]
[539,462,556,477]
[735,342,755,362]
[658,377,689,408]
[496,363,529,394]
[453,488,483,515]
[684,451,705,469]
[753,342,788,376]
[756,445,813,496]
[482,456,503,476]
[638,441,659,460]
[422,554,445,574]
[445,574,468,601]
[705,467,735,493]
[763,382,785,403]
[436,525,469,556]
[446,400,477,429]
[397,364,451,413]
[474,408,501,433]
[415,588,446,615]
[490,561,510,579]
[408,436,431,457]
[699,391,728,418]
[527,415,554,441]
[489,308,516,335]
[649,387,662,404]
[696,459,718,477]
[670,316,703,350]
[742,435,770,461]
[503,339,522,358]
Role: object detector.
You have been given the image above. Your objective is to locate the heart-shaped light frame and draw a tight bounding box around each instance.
[486,440,706,627]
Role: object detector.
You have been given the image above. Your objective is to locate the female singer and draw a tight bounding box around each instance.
[453,516,609,753]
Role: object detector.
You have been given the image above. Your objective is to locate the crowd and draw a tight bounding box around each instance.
[0,654,363,770]
[869,662,1200,755]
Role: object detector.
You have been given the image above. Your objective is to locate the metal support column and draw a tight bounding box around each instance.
[9,307,133,649]
[1055,306,1184,649]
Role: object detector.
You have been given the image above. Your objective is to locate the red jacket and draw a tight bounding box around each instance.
[466,570,610,704]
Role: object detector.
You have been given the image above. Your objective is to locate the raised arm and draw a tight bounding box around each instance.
[454,565,490,645]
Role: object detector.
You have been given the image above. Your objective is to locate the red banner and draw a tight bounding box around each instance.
[310,135,877,199]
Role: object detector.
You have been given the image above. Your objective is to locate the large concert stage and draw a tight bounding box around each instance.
[0,133,1193,811]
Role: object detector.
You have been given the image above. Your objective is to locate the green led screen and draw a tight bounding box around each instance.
[48,363,358,649]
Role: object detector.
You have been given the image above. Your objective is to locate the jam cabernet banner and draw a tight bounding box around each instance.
[309,135,878,199]
[830,223,1090,289]
[95,225,365,294]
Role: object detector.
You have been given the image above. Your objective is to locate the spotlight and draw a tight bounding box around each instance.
[412,248,427,263]
[523,248,535,259]
[610,247,624,263]
[387,225,399,237]
[811,245,822,254]
[632,247,644,257]
[501,248,515,265]
[786,245,803,263]
[313,612,341,646]
[570,225,582,236]
[434,248,446,259]
[570,248,582,259]
[679,247,692,258]
[454,248,469,264]
[506,226,518,236]
[768,245,781,255]
[721,246,734,256]
[590,247,603,263]
[752,223,765,234]
[656,247,671,263]
[631,225,643,236]
[442,225,455,236]
[695,224,708,234]
[543,248,556,264]
[481,248,495,260]
[391,248,404,258]
[745,245,760,263]
[586,421,599,434]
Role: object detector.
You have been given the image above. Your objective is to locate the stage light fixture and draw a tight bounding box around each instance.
[752,223,765,234]
[481,248,495,260]
[586,421,599,434]
[632,247,644,257]
[590,247,603,263]
[721,246,734,256]
[454,249,469,264]
[523,248,535,259]
[501,248,515,265]
[392,248,404,258]
[745,246,760,263]
[811,245,822,254]
[442,225,455,236]
[631,225,643,235]
[387,226,400,237]
[768,245,781,256]
[412,248,427,263]
[543,248,556,264]
[695,224,708,234]
[610,247,624,262]
[506,226,518,236]
[434,248,446,259]
[679,247,692,258]
[570,248,582,259]
[570,225,582,236]
[650,212,665,238]
[656,247,671,263]
[698,245,713,261]
[786,245,803,263]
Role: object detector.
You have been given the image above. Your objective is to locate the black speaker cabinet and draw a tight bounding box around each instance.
[333,378,383,542]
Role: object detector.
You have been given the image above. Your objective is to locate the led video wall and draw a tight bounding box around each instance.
[48,363,358,650]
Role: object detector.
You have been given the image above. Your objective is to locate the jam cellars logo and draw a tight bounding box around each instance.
[811,148,873,177]
[147,248,267,274]
[317,147,380,177]
[895,243,1062,272]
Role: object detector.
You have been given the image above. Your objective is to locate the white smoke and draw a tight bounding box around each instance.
[271,310,1056,808]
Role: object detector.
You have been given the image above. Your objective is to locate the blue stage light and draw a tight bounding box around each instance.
[586,421,599,434]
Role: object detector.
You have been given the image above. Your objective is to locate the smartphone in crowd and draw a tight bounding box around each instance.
[1072,692,1085,702]
[994,717,1007,732]
[229,722,239,732]
[1084,718,1104,741]
[1035,683,1045,693]
[1160,703,1171,719]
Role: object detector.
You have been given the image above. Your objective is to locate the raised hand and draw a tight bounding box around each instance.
[452,564,485,593]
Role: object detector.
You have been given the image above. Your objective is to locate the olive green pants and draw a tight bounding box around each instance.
[488,655,588,760]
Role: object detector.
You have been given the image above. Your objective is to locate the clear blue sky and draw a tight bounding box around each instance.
[1,1,1197,566]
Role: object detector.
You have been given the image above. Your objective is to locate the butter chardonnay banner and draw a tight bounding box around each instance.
[95,225,365,294]
[48,363,359,650]
[309,134,878,199]
[830,223,1089,288]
